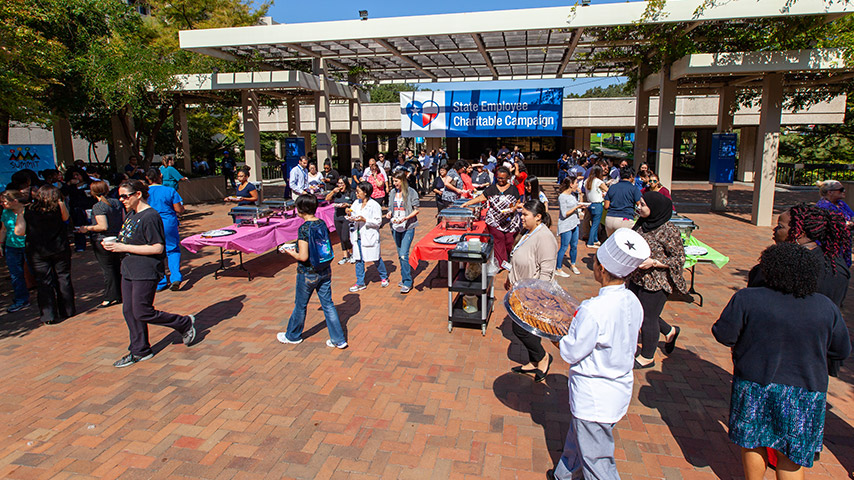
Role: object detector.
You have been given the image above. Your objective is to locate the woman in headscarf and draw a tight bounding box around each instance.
[628,191,687,369]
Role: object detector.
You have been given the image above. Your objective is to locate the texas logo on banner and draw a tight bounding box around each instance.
[401,88,563,138]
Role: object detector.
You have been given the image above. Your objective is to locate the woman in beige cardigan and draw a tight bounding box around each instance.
[506,199,559,382]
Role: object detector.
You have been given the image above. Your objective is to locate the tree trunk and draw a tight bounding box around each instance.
[117,106,140,157]
[142,102,175,164]
[0,112,9,144]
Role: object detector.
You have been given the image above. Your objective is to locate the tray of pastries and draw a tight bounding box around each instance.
[504,279,579,341]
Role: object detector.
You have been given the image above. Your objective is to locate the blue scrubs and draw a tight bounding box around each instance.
[147,185,183,289]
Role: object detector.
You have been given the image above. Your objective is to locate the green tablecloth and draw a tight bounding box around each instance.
[683,235,729,269]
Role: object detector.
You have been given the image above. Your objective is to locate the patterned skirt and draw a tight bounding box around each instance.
[728,376,826,468]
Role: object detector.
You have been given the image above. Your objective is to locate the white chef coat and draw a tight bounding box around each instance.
[559,284,643,423]
[349,198,383,262]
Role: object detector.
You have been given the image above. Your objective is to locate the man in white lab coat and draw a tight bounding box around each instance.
[552,228,650,480]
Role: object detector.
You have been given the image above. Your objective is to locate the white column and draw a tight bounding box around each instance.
[52,117,74,168]
[711,86,737,211]
[173,98,191,172]
[242,90,263,194]
[656,63,677,191]
[349,93,364,169]
[737,126,757,182]
[633,69,651,169]
[313,59,333,163]
[751,73,784,227]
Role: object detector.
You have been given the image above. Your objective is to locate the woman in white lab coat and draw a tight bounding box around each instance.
[348,181,389,292]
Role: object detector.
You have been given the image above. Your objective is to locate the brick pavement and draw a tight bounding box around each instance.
[0,182,851,479]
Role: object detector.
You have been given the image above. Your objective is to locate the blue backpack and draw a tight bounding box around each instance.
[306,221,334,268]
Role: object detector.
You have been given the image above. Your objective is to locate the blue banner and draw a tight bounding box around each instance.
[401,88,563,138]
[1,145,56,186]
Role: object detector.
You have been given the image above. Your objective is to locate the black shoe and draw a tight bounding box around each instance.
[511,365,539,375]
[534,354,553,383]
[6,301,29,313]
[97,300,120,309]
[664,326,680,355]
[182,315,196,346]
[113,353,154,368]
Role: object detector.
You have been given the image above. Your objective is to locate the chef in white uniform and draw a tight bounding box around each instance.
[348,181,388,291]
[553,228,650,480]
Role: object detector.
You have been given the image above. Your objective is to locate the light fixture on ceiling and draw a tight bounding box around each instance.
[581,0,591,6]
[359,10,368,21]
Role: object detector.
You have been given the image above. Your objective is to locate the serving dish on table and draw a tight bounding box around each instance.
[438,207,476,231]
[504,279,579,342]
[201,229,237,238]
[228,206,273,226]
[684,245,708,256]
[452,198,482,218]
[434,234,462,245]
[670,214,698,239]
[262,199,296,218]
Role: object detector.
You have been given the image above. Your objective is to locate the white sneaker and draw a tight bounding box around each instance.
[349,284,367,292]
[380,278,390,288]
[571,265,581,275]
[338,256,350,265]
[326,339,348,349]
[348,257,357,264]
[276,332,303,344]
[554,269,570,278]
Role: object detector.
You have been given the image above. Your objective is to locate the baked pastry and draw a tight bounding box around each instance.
[508,285,576,338]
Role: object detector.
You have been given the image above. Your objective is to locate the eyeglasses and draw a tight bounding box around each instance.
[118,193,134,200]
[649,180,659,184]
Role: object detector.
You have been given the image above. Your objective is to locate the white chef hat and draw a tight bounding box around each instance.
[596,228,651,278]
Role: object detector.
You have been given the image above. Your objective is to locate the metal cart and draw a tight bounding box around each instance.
[446,234,495,336]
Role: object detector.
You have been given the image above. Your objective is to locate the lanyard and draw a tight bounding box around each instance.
[511,224,543,256]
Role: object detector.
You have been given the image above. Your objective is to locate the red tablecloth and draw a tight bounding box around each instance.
[181,204,336,254]
[409,221,488,269]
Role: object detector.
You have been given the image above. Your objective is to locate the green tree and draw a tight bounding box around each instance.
[566,82,633,98]
[367,83,421,103]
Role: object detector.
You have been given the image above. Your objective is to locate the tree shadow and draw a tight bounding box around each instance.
[637,347,745,479]
[151,294,245,354]
[824,403,854,478]
[302,293,361,340]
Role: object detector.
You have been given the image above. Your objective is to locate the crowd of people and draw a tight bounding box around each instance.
[1,144,852,480]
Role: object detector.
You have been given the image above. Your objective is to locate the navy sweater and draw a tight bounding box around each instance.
[713,287,851,392]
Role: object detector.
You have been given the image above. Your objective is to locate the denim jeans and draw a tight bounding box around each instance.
[285,269,346,345]
[4,245,29,306]
[587,203,604,246]
[557,227,579,268]
[392,228,415,288]
[354,239,388,286]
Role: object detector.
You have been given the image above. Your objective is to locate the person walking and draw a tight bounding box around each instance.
[277,194,347,348]
[288,156,309,200]
[159,155,187,190]
[505,199,558,383]
[221,150,236,190]
[604,166,641,237]
[463,166,520,268]
[76,181,124,307]
[325,177,356,264]
[386,171,420,294]
[348,182,389,291]
[103,180,196,368]
[18,185,76,324]
[628,191,686,369]
[713,243,851,480]
[584,165,608,248]
[146,169,185,291]
[1,190,30,312]
[555,176,582,277]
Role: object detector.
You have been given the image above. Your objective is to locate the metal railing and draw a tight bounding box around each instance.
[776,162,854,186]
[261,165,283,181]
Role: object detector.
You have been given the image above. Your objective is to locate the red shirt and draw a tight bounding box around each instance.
[461,173,474,198]
[514,171,527,197]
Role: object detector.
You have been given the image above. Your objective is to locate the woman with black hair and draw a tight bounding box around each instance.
[103,180,196,368]
[225,167,258,206]
[146,168,185,292]
[628,191,686,369]
[347,181,388,292]
[326,177,356,264]
[714,243,850,480]
[505,199,558,383]
[18,185,76,324]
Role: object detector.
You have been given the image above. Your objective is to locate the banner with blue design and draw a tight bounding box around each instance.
[400,88,563,138]
[1,145,56,186]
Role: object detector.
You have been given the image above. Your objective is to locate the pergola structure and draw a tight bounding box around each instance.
[179,0,854,225]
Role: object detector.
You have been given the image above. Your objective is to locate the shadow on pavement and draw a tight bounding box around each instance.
[151,294,245,354]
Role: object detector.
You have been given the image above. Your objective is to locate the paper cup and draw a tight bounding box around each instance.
[102,236,117,245]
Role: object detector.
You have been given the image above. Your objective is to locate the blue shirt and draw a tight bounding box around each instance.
[289,165,308,194]
[147,185,182,222]
[605,180,641,218]
[234,182,257,206]
[160,166,184,189]
[1,209,25,248]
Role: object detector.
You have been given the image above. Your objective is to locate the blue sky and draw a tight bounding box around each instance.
[265,0,628,94]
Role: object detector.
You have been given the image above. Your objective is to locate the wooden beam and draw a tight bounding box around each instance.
[374,39,438,81]
[558,28,584,78]
[471,33,498,79]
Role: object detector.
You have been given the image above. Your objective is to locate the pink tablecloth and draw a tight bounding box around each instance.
[181,204,337,254]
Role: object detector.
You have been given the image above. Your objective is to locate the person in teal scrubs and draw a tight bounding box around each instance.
[159,155,187,190]
[145,168,185,291]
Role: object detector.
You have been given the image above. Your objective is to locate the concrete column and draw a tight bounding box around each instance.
[446,137,459,160]
[313,59,333,163]
[274,139,283,161]
[52,117,74,168]
[751,73,784,227]
[364,133,379,160]
[349,95,363,171]
[574,128,591,151]
[173,98,191,172]
[242,90,263,195]
[737,126,757,182]
[286,96,301,136]
[110,112,136,170]
[387,135,399,154]
[633,71,652,169]
[711,86,737,211]
[303,132,313,155]
[656,64,677,191]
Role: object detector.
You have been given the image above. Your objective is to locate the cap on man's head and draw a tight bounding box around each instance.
[596,228,650,278]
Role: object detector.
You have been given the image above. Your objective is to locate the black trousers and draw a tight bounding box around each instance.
[629,282,671,359]
[512,320,546,364]
[122,278,191,356]
[28,249,76,323]
[92,239,123,303]
[334,217,353,251]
